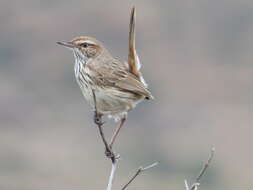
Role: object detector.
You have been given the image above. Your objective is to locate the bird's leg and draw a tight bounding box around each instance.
[92,89,104,126]
[96,118,115,162]
[92,89,115,162]
[109,116,126,148]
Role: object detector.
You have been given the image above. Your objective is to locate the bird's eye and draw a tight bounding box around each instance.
[81,43,88,48]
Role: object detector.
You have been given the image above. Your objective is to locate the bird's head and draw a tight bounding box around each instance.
[57,36,104,63]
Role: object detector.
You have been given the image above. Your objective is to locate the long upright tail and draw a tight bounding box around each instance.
[128,7,141,79]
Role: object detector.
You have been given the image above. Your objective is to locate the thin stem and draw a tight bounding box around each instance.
[106,162,117,190]
[121,162,158,190]
[184,147,215,190]
[195,147,215,183]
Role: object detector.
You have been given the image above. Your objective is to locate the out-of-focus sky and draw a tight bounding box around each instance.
[0,0,253,189]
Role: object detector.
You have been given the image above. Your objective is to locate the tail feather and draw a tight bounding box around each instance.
[128,6,141,78]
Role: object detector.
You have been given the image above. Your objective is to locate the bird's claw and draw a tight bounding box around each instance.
[105,147,115,159]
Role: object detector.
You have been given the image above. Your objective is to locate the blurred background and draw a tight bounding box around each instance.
[1,0,253,189]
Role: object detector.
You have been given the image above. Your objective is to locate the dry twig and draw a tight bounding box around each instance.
[121,162,159,190]
[184,147,215,190]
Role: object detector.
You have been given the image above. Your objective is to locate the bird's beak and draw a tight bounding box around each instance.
[57,41,75,48]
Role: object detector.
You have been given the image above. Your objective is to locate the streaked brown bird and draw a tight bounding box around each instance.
[57,7,153,147]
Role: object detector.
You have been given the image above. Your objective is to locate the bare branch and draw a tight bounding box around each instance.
[121,162,159,190]
[185,147,215,190]
[107,162,118,190]
[196,147,215,183]
[185,180,200,190]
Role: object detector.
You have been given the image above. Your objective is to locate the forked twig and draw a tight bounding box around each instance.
[121,162,159,190]
[185,147,215,190]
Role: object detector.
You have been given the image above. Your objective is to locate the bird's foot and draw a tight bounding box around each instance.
[105,147,114,159]
[105,147,120,162]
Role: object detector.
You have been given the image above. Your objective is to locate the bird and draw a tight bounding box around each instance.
[57,7,153,147]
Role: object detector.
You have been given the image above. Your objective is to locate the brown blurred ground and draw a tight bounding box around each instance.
[0,0,253,189]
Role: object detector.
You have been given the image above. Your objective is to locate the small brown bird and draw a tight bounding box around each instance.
[57,7,152,146]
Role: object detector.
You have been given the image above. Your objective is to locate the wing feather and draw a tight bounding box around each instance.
[114,74,153,99]
[92,58,153,99]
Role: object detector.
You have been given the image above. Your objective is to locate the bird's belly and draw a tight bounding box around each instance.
[95,88,137,114]
[79,84,142,116]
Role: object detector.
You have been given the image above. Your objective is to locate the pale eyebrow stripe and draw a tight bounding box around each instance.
[78,40,96,45]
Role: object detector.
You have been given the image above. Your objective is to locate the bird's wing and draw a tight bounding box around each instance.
[94,59,153,99]
[114,73,153,99]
